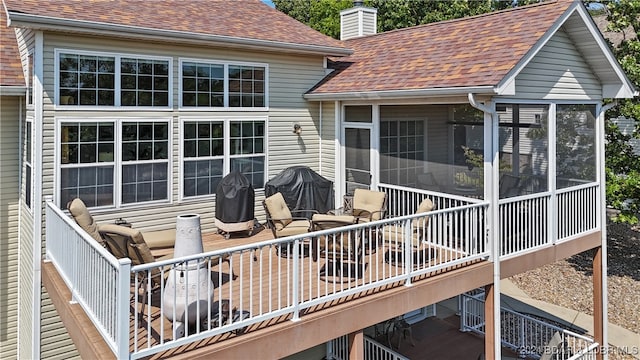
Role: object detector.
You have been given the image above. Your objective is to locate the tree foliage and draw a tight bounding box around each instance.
[272,0,530,39]
[601,0,640,223]
[274,0,640,222]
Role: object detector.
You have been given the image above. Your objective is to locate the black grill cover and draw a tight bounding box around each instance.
[215,171,255,223]
[265,166,334,218]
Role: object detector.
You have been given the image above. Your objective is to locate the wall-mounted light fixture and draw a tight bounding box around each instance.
[293,123,302,135]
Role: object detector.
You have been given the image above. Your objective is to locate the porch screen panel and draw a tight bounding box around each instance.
[555,104,597,189]
[380,120,424,188]
[496,104,549,198]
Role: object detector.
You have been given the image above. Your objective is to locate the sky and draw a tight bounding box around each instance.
[262,0,275,8]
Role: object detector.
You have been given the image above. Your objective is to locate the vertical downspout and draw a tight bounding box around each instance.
[319,101,323,175]
[32,31,44,360]
[468,93,500,359]
[17,95,24,359]
[334,101,342,206]
[598,101,615,357]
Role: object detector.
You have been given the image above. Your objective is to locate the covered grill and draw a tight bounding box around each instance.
[265,166,334,218]
[214,171,255,239]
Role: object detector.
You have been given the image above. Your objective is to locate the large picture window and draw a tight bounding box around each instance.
[57,50,170,107]
[182,118,265,198]
[59,119,170,209]
[181,59,266,109]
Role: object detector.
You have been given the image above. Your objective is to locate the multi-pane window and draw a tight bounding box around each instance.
[121,122,169,203]
[228,65,265,107]
[59,119,169,209]
[183,121,224,197]
[181,60,266,108]
[27,52,34,107]
[121,58,169,106]
[182,119,265,198]
[182,62,224,107]
[60,122,115,207]
[229,120,265,188]
[59,53,115,105]
[380,120,424,186]
[57,51,170,107]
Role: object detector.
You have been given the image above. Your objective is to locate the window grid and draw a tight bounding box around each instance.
[59,53,116,106]
[181,60,266,108]
[183,121,225,197]
[182,62,224,107]
[58,120,170,209]
[121,58,169,106]
[60,122,115,208]
[57,51,170,107]
[28,52,34,107]
[182,119,265,198]
[380,120,424,186]
[121,121,169,204]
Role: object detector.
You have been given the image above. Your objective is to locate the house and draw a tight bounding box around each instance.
[0,0,636,359]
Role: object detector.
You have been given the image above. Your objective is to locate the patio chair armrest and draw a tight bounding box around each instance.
[353,209,386,222]
[98,223,140,238]
[290,209,318,216]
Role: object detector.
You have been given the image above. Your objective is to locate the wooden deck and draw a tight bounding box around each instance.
[130,227,485,358]
[42,223,603,359]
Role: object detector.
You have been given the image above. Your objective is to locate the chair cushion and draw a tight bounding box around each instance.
[413,199,434,230]
[98,223,156,266]
[312,214,355,230]
[276,219,311,237]
[67,198,104,246]
[264,193,293,230]
[353,189,386,221]
[141,229,175,249]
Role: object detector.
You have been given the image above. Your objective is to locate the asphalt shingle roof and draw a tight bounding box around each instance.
[308,0,574,96]
[0,9,24,87]
[2,0,348,53]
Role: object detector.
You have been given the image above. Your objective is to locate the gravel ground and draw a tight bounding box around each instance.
[510,220,640,360]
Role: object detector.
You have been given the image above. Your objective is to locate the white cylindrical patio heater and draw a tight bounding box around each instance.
[163,214,213,338]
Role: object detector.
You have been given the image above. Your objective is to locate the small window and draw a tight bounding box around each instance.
[24,119,33,208]
[27,52,34,107]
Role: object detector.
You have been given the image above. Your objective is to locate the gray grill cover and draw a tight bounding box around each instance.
[215,171,255,223]
[265,166,334,218]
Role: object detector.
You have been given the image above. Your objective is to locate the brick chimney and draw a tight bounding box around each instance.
[340,2,377,40]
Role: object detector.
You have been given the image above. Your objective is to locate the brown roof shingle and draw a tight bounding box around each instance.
[308,0,574,96]
[0,9,24,87]
[2,0,348,54]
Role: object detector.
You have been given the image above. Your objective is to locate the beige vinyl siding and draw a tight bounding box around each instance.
[39,299,80,359]
[0,96,21,360]
[510,28,602,100]
[39,33,327,232]
[319,101,337,182]
[14,27,37,360]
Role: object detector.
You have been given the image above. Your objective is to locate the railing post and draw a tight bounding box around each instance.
[292,238,300,321]
[116,258,132,360]
[403,218,413,286]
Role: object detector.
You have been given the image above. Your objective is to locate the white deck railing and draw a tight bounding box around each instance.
[328,335,409,360]
[498,182,599,258]
[45,193,488,359]
[45,199,131,359]
[460,292,597,359]
[556,183,599,241]
[43,182,600,359]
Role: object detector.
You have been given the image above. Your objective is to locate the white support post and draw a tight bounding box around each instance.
[116,258,132,360]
